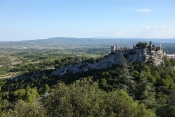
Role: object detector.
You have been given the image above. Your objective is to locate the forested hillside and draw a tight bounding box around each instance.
[0,55,175,117]
[1,0,175,116]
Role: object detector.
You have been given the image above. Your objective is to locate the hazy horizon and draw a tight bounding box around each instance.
[0,37,175,43]
[0,0,175,41]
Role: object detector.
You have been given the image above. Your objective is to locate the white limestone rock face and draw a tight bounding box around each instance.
[51,48,164,76]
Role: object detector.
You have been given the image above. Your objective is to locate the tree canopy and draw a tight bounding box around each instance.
[135,42,147,49]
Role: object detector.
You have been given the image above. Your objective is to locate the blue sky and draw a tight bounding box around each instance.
[0,0,175,41]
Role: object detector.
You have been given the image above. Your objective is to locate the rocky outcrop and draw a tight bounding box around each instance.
[51,48,165,76]
[4,42,166,80]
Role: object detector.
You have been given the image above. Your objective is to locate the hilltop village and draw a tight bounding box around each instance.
[111,41,175,61]
[111,41,165,66]
[52,41,174,76]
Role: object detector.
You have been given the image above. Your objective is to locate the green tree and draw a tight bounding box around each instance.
[135,71,157,111]
[1,100,46,117]
[135,42,147,49]
[164,56,172,67]
[118,56,136,97]
[157,90,175,117]
[42,78,154,117]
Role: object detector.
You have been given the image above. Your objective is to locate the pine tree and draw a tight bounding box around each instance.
[118,55,136,97]
[135,71,157,110]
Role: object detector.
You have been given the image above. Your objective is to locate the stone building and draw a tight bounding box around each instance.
[111,41,165,66]
[166,54,175,59]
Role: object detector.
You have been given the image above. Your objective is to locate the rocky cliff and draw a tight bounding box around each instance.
[51,48,164,76]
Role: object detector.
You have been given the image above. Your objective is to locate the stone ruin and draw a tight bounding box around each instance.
[52,41,170,76]
[111,41,167,66]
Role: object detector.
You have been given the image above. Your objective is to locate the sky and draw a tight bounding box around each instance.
[0,0,175,41]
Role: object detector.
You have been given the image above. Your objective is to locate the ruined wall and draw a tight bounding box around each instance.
[166,54,175,59]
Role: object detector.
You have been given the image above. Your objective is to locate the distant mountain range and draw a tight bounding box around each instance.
[0,37,175,49]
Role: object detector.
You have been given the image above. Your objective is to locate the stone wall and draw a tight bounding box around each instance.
[166,54,175,59]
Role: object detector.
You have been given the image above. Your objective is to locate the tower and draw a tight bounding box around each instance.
[149,41,152,47]
[111,45,117,53]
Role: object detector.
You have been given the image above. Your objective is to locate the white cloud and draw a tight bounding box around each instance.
[76,26,175,38]
[135,9,152,13]
[142,26,175,38]
[146,26,175,29]
[124,7,154,13]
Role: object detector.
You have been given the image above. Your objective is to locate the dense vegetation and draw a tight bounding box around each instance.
[0,41,175,117]
[135,42,147,49]
[0,53,175,116]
